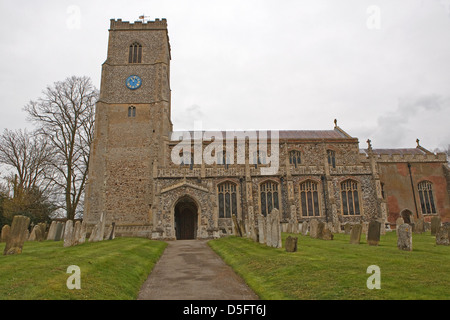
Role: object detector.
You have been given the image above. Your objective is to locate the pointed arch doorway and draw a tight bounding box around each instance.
[174,196,198,240]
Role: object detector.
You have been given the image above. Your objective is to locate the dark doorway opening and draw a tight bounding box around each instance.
[174,197,198,240]
[401,209,413,224]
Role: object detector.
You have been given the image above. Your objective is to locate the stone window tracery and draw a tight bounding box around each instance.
[340,179,361,215]
[128,106,136,117]
[259,181,279,217]
[289,150,301,167]
[327,150,336,169]
[218,182,237,218]
[129,42,142,63]
[300,180,320,217]
[418,181,437,214]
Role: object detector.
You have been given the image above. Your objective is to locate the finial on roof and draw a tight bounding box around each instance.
[334,119,337,127]
[367,139,372,151]
[416,138,420,147]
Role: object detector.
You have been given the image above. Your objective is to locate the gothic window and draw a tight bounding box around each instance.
[418,181,437,214]
[260,181,279,217]
[129,42,142,63]
[218,182,237,218]
[128,106,136,117]
[179,151,193,170]
[300,180,320,217]
[340,179,361,215]
[327,150,336,169]
[217,150,230,168]
[289,150,301,167]
[252,151,267,167]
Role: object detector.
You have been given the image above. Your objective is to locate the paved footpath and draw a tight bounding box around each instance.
[137,239,259,300]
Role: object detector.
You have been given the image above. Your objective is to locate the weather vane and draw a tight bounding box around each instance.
[139,14,151,23]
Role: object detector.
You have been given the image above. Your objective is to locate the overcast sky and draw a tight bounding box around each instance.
[1,0,449,151]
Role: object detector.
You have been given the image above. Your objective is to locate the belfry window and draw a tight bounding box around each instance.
[418,181,437,214]
[289,150,301,167]
[129,42,142,63]
[128,106,136,117]
[327,150,336,169]
[217,182,237,218]
[300,180,320,217]
[340,179,361,215]
[260,181,279,217]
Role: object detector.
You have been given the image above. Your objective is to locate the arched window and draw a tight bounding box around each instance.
[300,180,320,217]
[217,150,230,168]
[252,151,266,168]
[289,150,301,167]
[327,150,336,169]
[260,181,279,217]
[179,150,193,170]
[218,182,237,218]
[340,179,361,215]
[129,42,142,63]
[418,181,437,214]
[128,106,136,117]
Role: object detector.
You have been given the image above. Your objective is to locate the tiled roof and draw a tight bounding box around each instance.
[170,128,352,141]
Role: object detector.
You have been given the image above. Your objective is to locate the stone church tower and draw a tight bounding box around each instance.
[84,18,172,236]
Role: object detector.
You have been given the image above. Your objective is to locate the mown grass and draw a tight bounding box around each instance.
[208,231,450,300]
[0,238,167,300]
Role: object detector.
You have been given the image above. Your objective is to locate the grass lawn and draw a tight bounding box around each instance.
[208,231,450,300]
[0,238,167,300]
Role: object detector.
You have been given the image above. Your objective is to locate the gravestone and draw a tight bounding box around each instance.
[73,221,82,245]
[397,224,412,251]
[54,222,64,241]
[63,220,74,247]
[285,236,298,252]
[395,217,404,231]
[436,224,450,246]
[1,225,10,242]
[309,219,319,238]
[108,222,116,240]
[349,223,362,244]
[268,208,282,248]
[301,221,308,236]
[430,216,441,236]
[317,221,325,239]
[78,220,87,244]
[344,223,352,234]
[232,214,242,237]
[46,221,57,240]
[247,206,257,242]
[321,225,334,240]
[3,215,31,255]
[257,214,266,244]
[28,225,42,241]
[413,218,424,234]
[367,220,381,246]
[89,224,99,242]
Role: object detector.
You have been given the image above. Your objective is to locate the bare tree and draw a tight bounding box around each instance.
[0,129,54,195]
[24,76,98,220]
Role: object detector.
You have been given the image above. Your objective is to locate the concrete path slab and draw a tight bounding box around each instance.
[137,239,259,300]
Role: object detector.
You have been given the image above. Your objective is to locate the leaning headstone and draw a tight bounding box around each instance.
[309,219,319,238]
[321,225,334,240]
[3,215,31,255]
[431,216,441,236]
[349,223,362,244]
[232,214,242,237]
[108,222,116,240]
[285,236,298,252]
[63,220,74,247]
[46,221,57,240]
[436,224,450,246]
[257,214,266,244]
[1,225,10,242]
[413,218,424,234]
[28,225,41,241]
[397,224,412,251]
[89,224,99,242]
[367,220,381,246]
[317,221,325,239]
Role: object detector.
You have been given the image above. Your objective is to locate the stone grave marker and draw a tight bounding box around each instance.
[63,220,74,247]
[54,222,64,241]
[309,219,319,238]
[430,216,441,236]
[349,223,362,244]
[301,221,308,236]
[436,224,450,246]
[257,214,266,244]
[1,225,10,242]
[367,220,381,246]
[413,218,424,234]
[397,224,412,251]
[3,215,30,255]
[285,236,298,252]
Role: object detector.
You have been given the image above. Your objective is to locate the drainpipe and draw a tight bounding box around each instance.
[321,175,329,223]
[407,162,419,219]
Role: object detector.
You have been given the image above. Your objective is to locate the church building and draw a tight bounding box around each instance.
[83,18,450,240]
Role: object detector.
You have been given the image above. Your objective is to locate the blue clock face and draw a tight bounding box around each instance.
[126,75,142,90]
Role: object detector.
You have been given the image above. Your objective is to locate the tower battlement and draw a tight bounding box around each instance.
[109,18,168,30]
